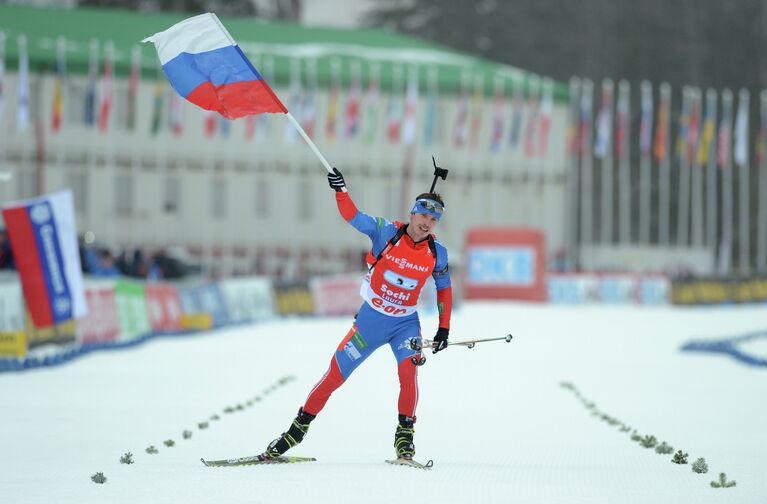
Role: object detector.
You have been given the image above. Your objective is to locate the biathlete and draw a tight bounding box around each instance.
[259,167,453,462]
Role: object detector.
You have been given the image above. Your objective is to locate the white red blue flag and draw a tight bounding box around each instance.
[1,190,87,328]
[143,13,286,119]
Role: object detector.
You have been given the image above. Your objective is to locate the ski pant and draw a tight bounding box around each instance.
[303,302,422,419]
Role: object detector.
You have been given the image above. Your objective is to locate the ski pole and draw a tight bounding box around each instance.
[409,334,513,351]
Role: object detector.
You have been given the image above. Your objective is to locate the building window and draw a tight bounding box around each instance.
[297,180,312,221]
[67,172,88,214]
[164,175,181,214]
[115,174,133,217]
[212,178,227,219]
[255,178,269,217]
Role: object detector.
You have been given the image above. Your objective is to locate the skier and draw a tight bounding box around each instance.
[259,167,453,463]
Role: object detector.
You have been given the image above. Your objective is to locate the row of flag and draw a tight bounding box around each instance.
[572,78,764,169]
[0,34,557,156]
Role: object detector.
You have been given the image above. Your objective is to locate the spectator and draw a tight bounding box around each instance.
[0,229,14,270]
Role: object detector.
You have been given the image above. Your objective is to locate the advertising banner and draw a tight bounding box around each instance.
[218,276,274,322]
[464,228,546,301]
[145,283,183,332]
[114,280,151,341]
[77,281,120,345]
[310,274,363,316]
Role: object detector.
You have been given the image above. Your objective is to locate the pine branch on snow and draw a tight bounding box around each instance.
[692,458,708,474]
[671,450,688,464]
[710,473,736,488]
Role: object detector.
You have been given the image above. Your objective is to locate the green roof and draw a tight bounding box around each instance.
[0,5,568,100]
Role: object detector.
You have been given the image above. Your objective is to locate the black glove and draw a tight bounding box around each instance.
[432,327,449,353]
[327,167,346,192]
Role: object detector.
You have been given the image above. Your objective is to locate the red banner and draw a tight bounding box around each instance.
[78,285,119,344]
[310,274,363,316]
[145,283,183,332]
[464,227,546,301]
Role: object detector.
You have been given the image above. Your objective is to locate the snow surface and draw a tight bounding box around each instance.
[2,302,766,504]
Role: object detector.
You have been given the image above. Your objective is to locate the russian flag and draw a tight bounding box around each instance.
[143,13,287,119]
[2,190,87,328]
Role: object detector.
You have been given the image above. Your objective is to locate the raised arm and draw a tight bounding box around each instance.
[328,167,393,246]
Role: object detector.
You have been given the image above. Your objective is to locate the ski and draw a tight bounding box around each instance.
[201,455,316,467]
[385,457,433,470]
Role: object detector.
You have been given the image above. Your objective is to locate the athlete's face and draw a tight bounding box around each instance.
[408,212,439,242]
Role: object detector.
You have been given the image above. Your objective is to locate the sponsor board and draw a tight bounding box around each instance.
[219,277,275,322]
[0,331,26,357]
[671,276,767,305]
[310,274,363,316]
[114,280,151,341]
[78,281,120,344]
[145,283,183,332]
[464,228,546,301]
[547,274,669,305]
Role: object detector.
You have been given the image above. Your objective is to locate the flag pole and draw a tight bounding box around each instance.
[285,111,347,193]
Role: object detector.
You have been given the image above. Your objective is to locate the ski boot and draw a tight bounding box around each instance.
[259,407,316,460]
[394,415,416,460]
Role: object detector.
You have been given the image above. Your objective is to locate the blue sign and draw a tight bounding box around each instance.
[467,247,535,286]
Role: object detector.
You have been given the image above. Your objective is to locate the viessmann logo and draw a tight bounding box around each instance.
[384,254,430,272]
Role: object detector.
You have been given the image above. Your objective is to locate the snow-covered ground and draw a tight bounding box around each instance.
[2,302,766,504]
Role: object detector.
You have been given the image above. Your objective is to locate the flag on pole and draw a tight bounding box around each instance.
[204,109,216,137]
[256,56,274,141]
[0,32,5,123]
[523,79,540,158]
[84,39,99,127]
[452,76,469,148]
[142,13,286,119]
[469,77,484,150]
[639,81,654,158]
[98,42,114,133]
[219,115,231,138]
[593,79,613,159]
[538,79,554,156]
[301,60,317,139]
[653,84,670,161]
[717,91,732,169]
[422,67,438,147]
[170,89,183,136]
[150,80,164,135]
[401,68,419,145]
[127,46,140,131]
[16,35,29,133]
[566,77,580,157]
[734,89,749,167]
[507,74,524,148]
[325,61,340,142]
[489,79,504,152]
[685,89,701,164]
[244,114,256,140]
[675,89,690,162]
[579,82,593,155]
[386,66,403,143]
[363,64,380,144]
[614,84,629,160]
[344,63,362,139]
[1,190,87,328]
[697,90,716,165]
[52,37,65,133]
[285,59,302,143]
[757,90,767,165]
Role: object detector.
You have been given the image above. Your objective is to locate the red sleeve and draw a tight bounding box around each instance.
[436,286,453,330]
[335,191,358,222]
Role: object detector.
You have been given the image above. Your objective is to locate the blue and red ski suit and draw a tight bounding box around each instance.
[303,192,453,419]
